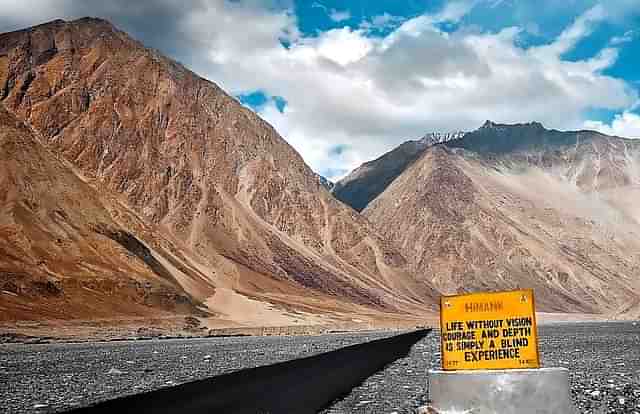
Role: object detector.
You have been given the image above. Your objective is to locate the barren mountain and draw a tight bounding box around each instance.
[332,132,464,211]
[0,18,437,327]
[364,121,640,313]
[0,105,215,321]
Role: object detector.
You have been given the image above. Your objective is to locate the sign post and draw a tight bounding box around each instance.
[440,289,539,371]
[421,289,577,414]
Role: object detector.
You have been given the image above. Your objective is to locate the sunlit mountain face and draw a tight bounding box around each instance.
[0,1,639,325]
[0,17,438,326]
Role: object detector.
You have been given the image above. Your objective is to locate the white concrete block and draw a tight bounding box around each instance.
[424,367,576,414]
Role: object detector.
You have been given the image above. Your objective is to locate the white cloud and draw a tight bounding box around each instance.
[434,0,480,23]
[584,111,640,139]
[180,1,637,179]
[329,9,351,23]
[359,13,406,33]
[311,27,373,66]
[533,4,606,57]
[311,2,351,23]
[610,30,635,45]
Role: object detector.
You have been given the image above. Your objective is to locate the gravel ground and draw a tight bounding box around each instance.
[1,322,639,414]
[0,330,399,413]
[325,322,640,414]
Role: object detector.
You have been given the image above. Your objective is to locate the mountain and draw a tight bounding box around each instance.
[0,18,437,327]
[332,132,464,211]
[0,105,217,322]
[363,121,640,313]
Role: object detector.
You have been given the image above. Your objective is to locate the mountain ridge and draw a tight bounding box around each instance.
[0,17,438,327]
[445,120,637,155]
[332,131,464,211]
[362,123,640,313]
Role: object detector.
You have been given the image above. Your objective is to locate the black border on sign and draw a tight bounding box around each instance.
[439,288,540,371]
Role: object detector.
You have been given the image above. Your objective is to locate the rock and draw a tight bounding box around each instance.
[184,316,200,330]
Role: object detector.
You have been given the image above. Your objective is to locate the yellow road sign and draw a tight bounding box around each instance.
[440,289,539,371]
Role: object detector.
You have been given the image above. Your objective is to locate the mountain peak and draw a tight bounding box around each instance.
[480,120,545,131]
[447,120,571,154]
[19,17,116,32]
[68,16,118,29]
[333,131,466,211]
[36,18,66,27]
[0,16,123,58]
[529,121,544,129]
[418,131,466,147]
[74,16,112,24]
[481,120,497,129]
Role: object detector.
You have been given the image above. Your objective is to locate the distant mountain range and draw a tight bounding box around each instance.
[347,121,640,313]
[332,132,464,211]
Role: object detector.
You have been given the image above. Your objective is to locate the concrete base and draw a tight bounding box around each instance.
[425,367,576,414]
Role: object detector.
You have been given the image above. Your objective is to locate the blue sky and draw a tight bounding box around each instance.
[2,0,639,180]
[232,0,640,179]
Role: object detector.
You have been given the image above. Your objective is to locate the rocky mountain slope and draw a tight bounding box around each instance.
[364,121,640,313]
[617,300,640,319]
[0,18,437,326]
[0,105,215,321]
[332,132,464,212]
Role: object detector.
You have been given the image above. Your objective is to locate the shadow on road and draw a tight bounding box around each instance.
[68,329,431,414]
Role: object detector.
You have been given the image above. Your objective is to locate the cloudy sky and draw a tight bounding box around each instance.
[1,0,639,180]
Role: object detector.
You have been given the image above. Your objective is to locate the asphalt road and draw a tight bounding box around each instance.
[1,322,639,413]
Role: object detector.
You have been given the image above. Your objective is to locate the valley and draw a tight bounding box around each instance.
[1,18,639,336]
